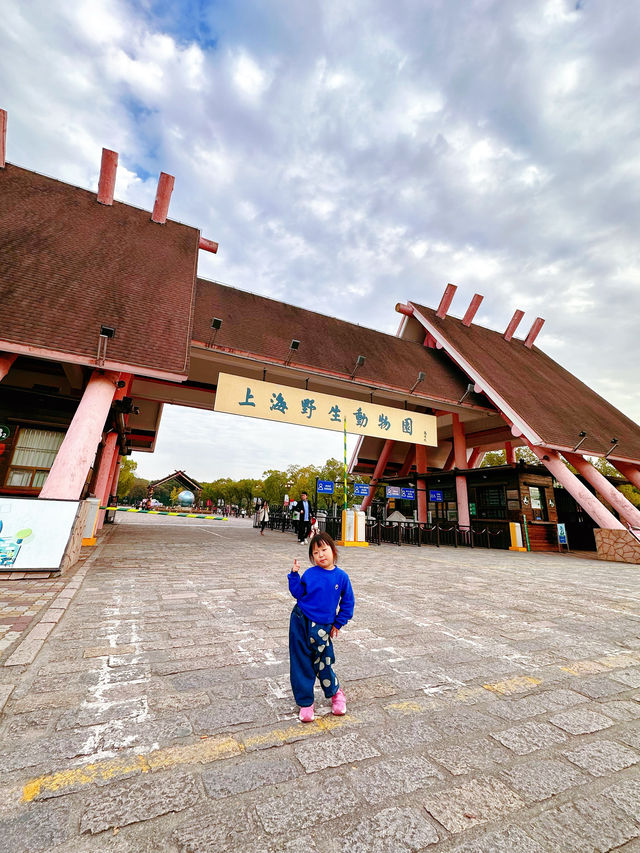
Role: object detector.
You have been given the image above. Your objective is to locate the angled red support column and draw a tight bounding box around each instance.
[505,441,515,464]
[39,370,120,501]
[452,414,470,528]
[0,352,17,380]
[563,452,640,532]
[398,445,416,478]
[442,447,455,471]
[528,445,625,530]
[613,461,640,491]
[467,448,483,468]
[360,440,395,512]
[415,444,428,522]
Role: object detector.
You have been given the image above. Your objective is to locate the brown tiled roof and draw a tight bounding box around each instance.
[0,164,199,379]
[193,279,491,407]
[411,302,640,462]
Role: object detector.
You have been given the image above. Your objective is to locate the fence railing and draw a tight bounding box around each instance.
[255,510,508,550]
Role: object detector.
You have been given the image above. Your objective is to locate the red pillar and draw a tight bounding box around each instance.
[613,461,640,491]
[564,452,640,532]
[452,415,470,528]
[361,440,395,512]
[0,352,17,380]
[39,370,120,501]
[415,444,428,523]
[93,433,119,530]
[505,441,515,464]
[529,445,625,530]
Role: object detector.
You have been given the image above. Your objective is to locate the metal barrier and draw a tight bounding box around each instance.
[253,511,508,550]
[363,519,507,549]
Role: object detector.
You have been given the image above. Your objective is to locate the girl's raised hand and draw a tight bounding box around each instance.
[292,559,300,573]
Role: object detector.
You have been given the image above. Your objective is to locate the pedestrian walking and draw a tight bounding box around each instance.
[287,532,355,722]
[292,491,312,543]
[258,500,269,535]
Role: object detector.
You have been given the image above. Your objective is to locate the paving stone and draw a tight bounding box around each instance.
[426,737,512,775]
[609,667,640,688]
[597,699,640,721]
[563,738,640,776]
[347,754,443,802]
[422,776,524,833]
[294,730,380,772]
[447,824,548,853]
[527,796,640,853]
[573,674,631,699]
[486,688,585,721]
[499,758,589,803]
[56,697,149,729]
[0,799,74,852]
[618,723,640,751]
[188,698,270,733]
[322,806,439,852]
[255,776,360,834]
[549,708,615,734]
[80,770,201,834]
[0,682,14,712]
[490,720,568,755]
[573,793,640,850]
[202,754,299,798]
[173,802,271,852]
[601,777,640,822]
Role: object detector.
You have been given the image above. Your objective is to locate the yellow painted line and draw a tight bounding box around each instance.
[22,735,241,803]
[483,675,542,695]
[243,713,356,749]
[386,700,425,713]
[560,660,609,676]
[21,716,357,803]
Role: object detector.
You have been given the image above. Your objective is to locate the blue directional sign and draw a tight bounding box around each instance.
[316,479,334,494]
[429,489,443,502]
[557,523,568,545]
[400,488,415,500]
[386,486,402,498]
[353,483,371,497]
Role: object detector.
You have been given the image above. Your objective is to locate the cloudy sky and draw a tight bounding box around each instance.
[3,0,639,482]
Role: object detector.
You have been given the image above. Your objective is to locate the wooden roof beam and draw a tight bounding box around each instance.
[436,283,457,318]
[151,172,175,224]
[0,108,6,168]
[97,148,118,206]
[461,294,483,326]
[503,309,524,341]
[524,317,545,349]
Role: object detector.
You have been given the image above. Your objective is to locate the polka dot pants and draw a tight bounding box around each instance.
[289,605,339,707]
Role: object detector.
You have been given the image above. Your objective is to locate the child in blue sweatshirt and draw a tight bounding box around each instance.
[288,532,355,722]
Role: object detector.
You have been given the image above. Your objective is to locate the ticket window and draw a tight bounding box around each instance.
[529,486,548,521]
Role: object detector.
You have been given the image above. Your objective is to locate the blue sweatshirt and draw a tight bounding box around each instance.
[288,565,355,629]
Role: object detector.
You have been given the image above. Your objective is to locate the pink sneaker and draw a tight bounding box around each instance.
[299,704,315,722]
[331,688,346,716]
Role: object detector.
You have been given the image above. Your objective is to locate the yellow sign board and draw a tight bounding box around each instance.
[214,373,437,445]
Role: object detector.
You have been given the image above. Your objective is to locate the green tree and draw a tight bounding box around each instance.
[480,447,539,467]
[170,486,180,506]
[117,458,138,499]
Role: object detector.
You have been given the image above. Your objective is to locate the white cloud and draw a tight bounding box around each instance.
[2,0,640,478]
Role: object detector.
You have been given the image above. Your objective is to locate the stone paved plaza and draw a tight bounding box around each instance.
[0,514,639,852]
